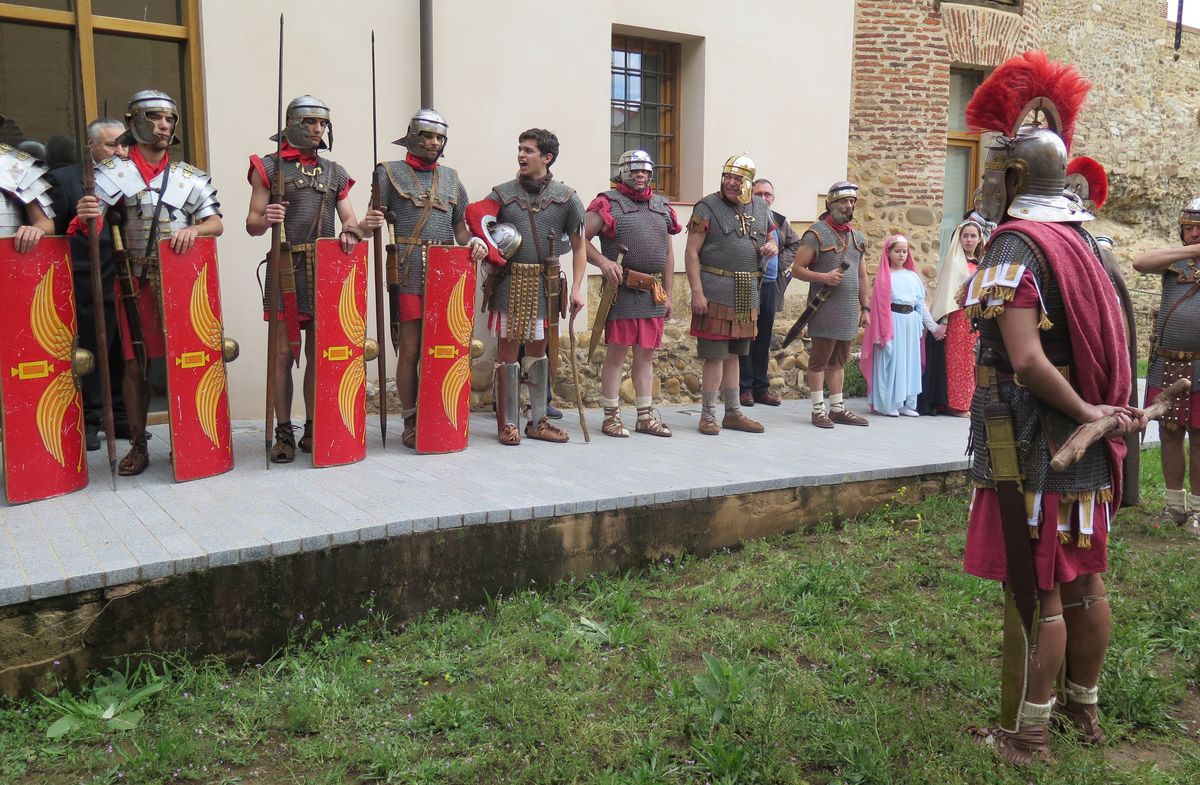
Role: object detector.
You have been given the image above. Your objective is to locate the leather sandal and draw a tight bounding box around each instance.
[698,411,720,436]
[298,420,313,453]
[811,410,835,429]
[117,439,150,476]
[526,417,569,443]
[498,423,521,446]
[830,408,869,426]
[401,414,417,450]
[1054,700,1105,746]
[635,409,671,437]
[270,423,297,464]
[969,724,1053,766]
[602,407,629,438]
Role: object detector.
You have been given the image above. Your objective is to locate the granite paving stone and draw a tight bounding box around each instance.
[0,394,1161,608]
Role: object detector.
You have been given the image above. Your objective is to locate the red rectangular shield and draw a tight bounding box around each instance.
[0,237,88,504]
[313,238,368,468]
[416,246,476,454]
[159,237,234,482]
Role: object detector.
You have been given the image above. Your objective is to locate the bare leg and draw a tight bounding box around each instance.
[600,343,629,400]
[630,345,655,398]
[1058,573,1110,744]
[395,320,422,448]
[117,359,150,475]
[302,322,315,418]
[271,326,295,424]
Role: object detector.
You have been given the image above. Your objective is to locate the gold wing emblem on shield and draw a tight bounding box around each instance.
[440,274,471,432]
[189,263,226,449]
[336,266,365,437]
[30,265,77,467]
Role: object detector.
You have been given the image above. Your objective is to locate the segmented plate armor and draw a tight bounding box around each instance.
[486,179,585,319]
[1146,258,1200,391]
[0,143,55,236]
[258,153,349,315]
[802,220,865,341]
[375,161,466,295]
[694,193,771,310]
[969,227,1113,495]
[596,189,672,321]
[93,156,221,274]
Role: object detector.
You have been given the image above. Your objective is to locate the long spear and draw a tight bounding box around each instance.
[264,14,285,468]
[82,129,118,488]
[370,31,389,447]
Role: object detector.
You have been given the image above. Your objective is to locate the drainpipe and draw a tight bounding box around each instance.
[420,0,433,107]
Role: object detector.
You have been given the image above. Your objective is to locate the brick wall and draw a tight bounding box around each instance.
[847,0,1038,274]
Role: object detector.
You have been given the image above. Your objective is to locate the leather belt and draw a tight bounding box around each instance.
[394,236,437,247]
[976,365,1070,387]
[701,264,762,278]
[890,303,914,314]
[1153,347,1199,361]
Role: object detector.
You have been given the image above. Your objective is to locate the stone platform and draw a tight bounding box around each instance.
[0,395,1157,696]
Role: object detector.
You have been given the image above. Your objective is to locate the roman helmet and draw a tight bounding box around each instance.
[721,153,756,204]
[966,51,1093,225]
[123,89,181,147]
[394,108,448,161]
[616,149,654,188]
[1180,197,1200,243]
[270,95,333,151]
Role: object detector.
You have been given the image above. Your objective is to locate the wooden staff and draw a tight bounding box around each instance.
[1051,378,1190,472]
[370,30,388,447]
[82,143,118,489]
[264,14,285,468]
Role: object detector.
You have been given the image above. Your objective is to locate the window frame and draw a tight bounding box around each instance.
[610,34,681,200]
[0,0,207,168]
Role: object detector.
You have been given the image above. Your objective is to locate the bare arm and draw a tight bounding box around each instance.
[857,248,871,329]
[14,202,53,253]
[568,230,587,313]
[583,211,622,285]
[663,237,675,319]
[245,169,279,237]
[999,306,1134,432]
[453,218,487,262]
[1131,243,1200,273]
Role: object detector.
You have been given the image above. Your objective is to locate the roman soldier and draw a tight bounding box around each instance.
[790,181,870,429]
[0,114,55,252]
[960,52,1141,764]
[1133,196,1200,534]
[375,109,486,450]
[684,154,774,436]
[75,90,223,476]
[583,149,680,438]
[469,128,587,446]
[247,95,382,463]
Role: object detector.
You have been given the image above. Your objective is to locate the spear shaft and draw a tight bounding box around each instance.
[371,31,389,447]
[264,13,285,468]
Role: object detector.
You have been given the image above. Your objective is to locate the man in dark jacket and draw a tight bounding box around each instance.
[739,178,799,406]
[46,118,130,450]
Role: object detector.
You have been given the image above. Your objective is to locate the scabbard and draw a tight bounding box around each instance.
[588,280,619,361]
[545,265,562,377]
[386,242,400,353]
[115,250,148,379]
[781,302,818,348]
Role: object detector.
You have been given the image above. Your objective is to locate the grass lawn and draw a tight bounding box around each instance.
[2,449,1198,785]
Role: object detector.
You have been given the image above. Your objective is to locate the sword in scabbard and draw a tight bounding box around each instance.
[370,30,388,447]
[264,13,286,468]
[109,213,147,381]
[545,232,564,379]
[780,254,851,349]
[384,211,401,353]
[82,156,118,489]
[587,244,626,363]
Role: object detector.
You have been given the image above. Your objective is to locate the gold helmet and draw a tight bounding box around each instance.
[722,153,756,204]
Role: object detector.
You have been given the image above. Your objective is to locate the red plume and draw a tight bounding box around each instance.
[965,51,1091,150]
[1067,156,1108,211]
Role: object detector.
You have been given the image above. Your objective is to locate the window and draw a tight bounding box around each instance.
[611,35,680,199]
[941,69,984,254]
[1166,1,1200,27]
[0,1,205,168]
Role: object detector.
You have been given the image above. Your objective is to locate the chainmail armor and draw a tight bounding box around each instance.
[969,228,1112,495]
[259,153,348,316]
[694,193,771,309]
[1146,258,1200,391]
[375,161,466,295]
[597,189,672,321]
[486,179,585,320]
[803,220,865,341]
